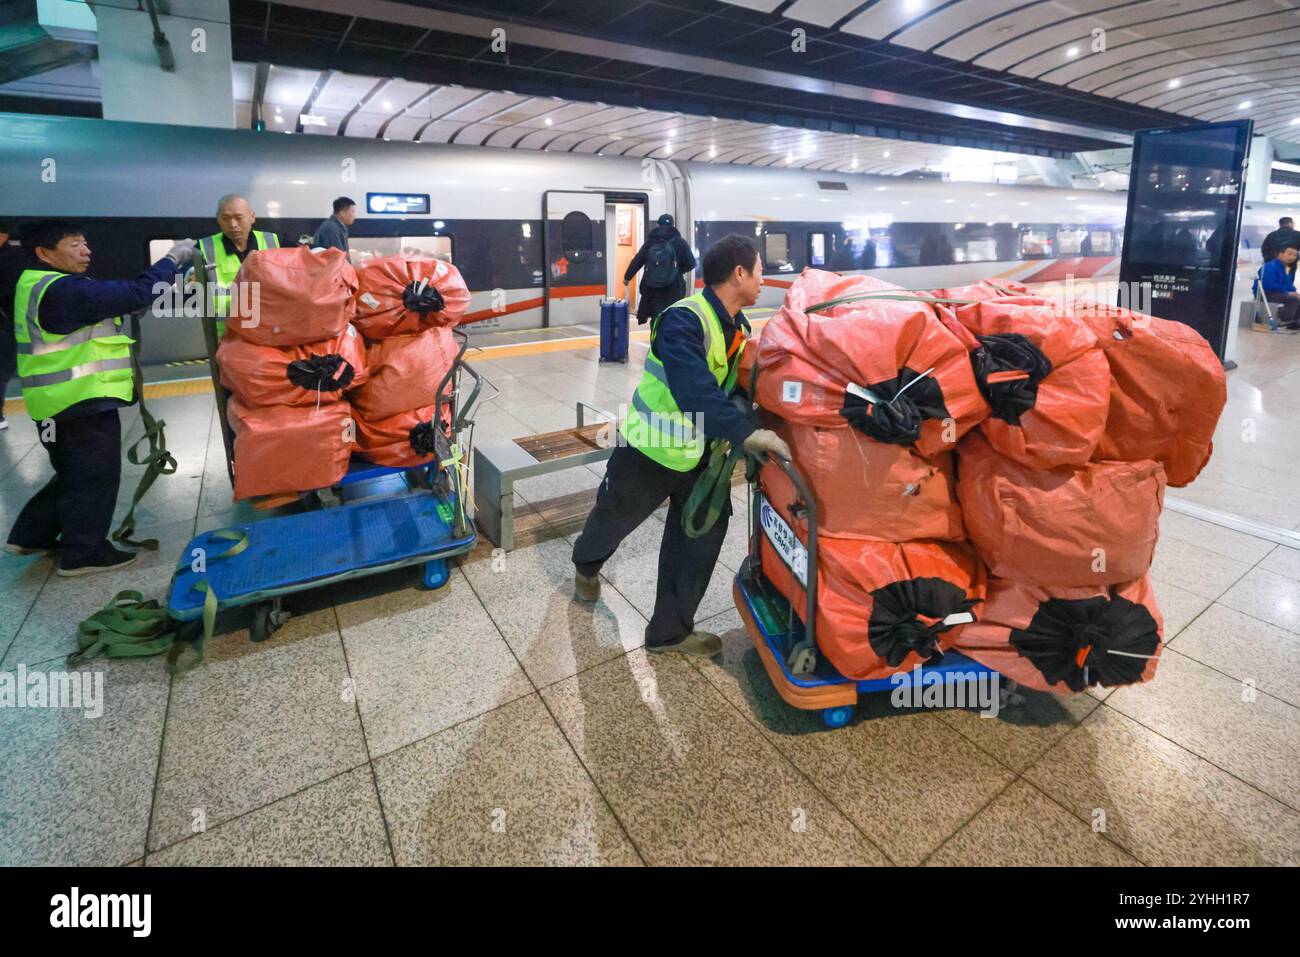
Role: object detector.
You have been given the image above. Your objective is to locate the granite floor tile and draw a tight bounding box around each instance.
[1149,536,1252,602]
[1165,602,1300,708]
[149,608,368,851]
[335,569,535,757]
[0,657,169,866]
[934,685,1101,773]
[375,694,641,866]
[148,766,391,866]
[1259,544,1300,584]
[1157,508,1276,566]
[1148,577,1215,640]
[541,651,888,865]
[1025,706,1300,866]
[1216,567,1300,635]
[460,536,647,687]
[927,781,1137,866]
[1105,649,1300,808]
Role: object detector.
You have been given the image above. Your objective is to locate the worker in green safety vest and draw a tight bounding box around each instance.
[4,220,196,576]
[196,193,279,336]
[572,233,791,657]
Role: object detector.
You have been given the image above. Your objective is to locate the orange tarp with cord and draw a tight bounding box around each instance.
[216,324,368,407]
[762,417,964,542]
[956,430,1165,588]
[227,397,352,500]
[759,512,986,682]
[955,575,1163,694]
[1081,306,1226,487]
[227,246,357,347]
[354,403,449,468]
[755,269,987,459]
[952,298,1109,469]
[349,327,459,422]
[354,256,472,339]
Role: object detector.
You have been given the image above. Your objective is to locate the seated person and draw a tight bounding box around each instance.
[1261,246,1300,330]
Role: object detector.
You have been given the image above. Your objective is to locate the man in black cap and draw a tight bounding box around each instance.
[624,213,696,324]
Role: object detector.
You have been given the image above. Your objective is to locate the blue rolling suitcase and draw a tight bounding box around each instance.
[599,297,629,363]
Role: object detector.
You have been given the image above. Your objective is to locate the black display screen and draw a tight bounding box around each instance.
[1118,121,1251,358]
[366,192,431,215]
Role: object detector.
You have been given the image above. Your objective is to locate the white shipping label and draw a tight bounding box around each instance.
[782,380,802,404]
[845,382,880,404]
[359,292,380,309]
[942,611,975,627]
[758,494,808,589]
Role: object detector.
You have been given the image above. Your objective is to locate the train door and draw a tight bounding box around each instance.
[542,190,647,328]
[607,201,644,313]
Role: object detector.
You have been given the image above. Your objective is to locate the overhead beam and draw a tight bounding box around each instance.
[262,0,1133,147]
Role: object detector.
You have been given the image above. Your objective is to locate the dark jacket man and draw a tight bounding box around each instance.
[312,196,356,252]
[1261,218,1300,265]
[624,214,696,323]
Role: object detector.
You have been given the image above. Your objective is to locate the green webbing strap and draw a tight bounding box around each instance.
[682,438,746,540]
[112,311,178,551]
[68,529,248,675]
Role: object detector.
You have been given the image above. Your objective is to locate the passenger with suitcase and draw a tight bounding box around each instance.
[573,234,790,657]
[623,214,696,324]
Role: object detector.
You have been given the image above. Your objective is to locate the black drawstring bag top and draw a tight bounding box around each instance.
[970,333,1053,425]
[868,577,982,668]
[839,366,950,446]
[1010,594,1160,692]
[285,353,356,393]
[402,279,446,317]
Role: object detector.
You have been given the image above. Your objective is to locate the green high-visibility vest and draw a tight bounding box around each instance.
[12,269,136,421]
[621,291,745,472]
[197,230,279,324]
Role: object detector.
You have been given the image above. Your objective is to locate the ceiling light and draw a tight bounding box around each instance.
[1066,46,1079,58]
[299,114,327,127]
[905,0,924,11]
[1168,79,1181,89]
[544,117,553,125]
[883,150,891,158]
[382,101,392,110]
[1239,101,1252,110]
[709,145,717,158]
[274,115,283,124]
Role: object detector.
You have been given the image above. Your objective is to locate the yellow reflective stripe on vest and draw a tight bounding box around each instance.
[22,356,134,388]
[630,389,702,442]
[16,317,121,356]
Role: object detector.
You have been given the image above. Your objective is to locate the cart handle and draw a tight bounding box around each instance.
[753,449,818,649]
[455,360,492,434]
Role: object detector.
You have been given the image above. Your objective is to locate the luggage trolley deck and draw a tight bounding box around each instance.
[170,256,488,641]
[734,454,998,729]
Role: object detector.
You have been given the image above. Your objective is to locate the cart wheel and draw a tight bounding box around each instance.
[787,644,817,676]
[821,705,853,729]
[250,603,289,643]
[422,559,450,590]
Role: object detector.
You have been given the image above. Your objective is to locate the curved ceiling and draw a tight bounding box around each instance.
[725,0,1300,141]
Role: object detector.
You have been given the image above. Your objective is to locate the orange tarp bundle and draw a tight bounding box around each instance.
[954,575,1163,693]
[354,256,472,339]
[353,403,449,468]
[216,324,368,407]
[763,417,964,542]
[1081,307,1226,487]
[956,431,1165,588]
[227,246,358,347]
[349,327,459,422]
[953,298,1109,469]
[759,509,986,681]
[226,397,352,500]
[928,279,1031,303]
[755,269,987,459]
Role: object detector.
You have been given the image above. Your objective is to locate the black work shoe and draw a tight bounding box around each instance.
[58,544,138,577]
[646,631,723,658]
[574,570,602,602]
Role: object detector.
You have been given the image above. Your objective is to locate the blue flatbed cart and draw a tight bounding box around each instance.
[169,265,488,642]
[734,454,999,729]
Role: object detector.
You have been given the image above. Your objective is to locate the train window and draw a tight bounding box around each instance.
[764,232,791,272]
[1057,228,1088,256]
[1020,229,1054,258]
[808,232,829,267]
[1087,230,1113,254]
[348,235,454,267]
[561,210,594,261]
[960,238,998,263]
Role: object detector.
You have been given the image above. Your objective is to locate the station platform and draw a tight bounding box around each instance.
[1,323,1298,867]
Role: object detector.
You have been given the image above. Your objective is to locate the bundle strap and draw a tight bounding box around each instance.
[683,438,745,540]
[112,311,178,551]
[804,292,977,314]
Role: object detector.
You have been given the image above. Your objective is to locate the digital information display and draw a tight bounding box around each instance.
[1118,120,1252,359]
[366,192,431,215]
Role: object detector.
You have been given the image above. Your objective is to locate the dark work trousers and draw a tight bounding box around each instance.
[573,444,730,646]
[8,408,122,562]
[1265,292,1300,327]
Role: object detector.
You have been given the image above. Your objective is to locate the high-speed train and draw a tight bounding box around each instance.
[0,111,1289,365]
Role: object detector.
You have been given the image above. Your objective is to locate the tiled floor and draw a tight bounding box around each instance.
[2,327,1299,866]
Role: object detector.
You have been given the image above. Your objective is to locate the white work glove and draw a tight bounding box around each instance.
[743,428,792,461]
[165,239,197,266]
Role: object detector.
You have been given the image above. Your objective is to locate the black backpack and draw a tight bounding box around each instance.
[641,238,678,289]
